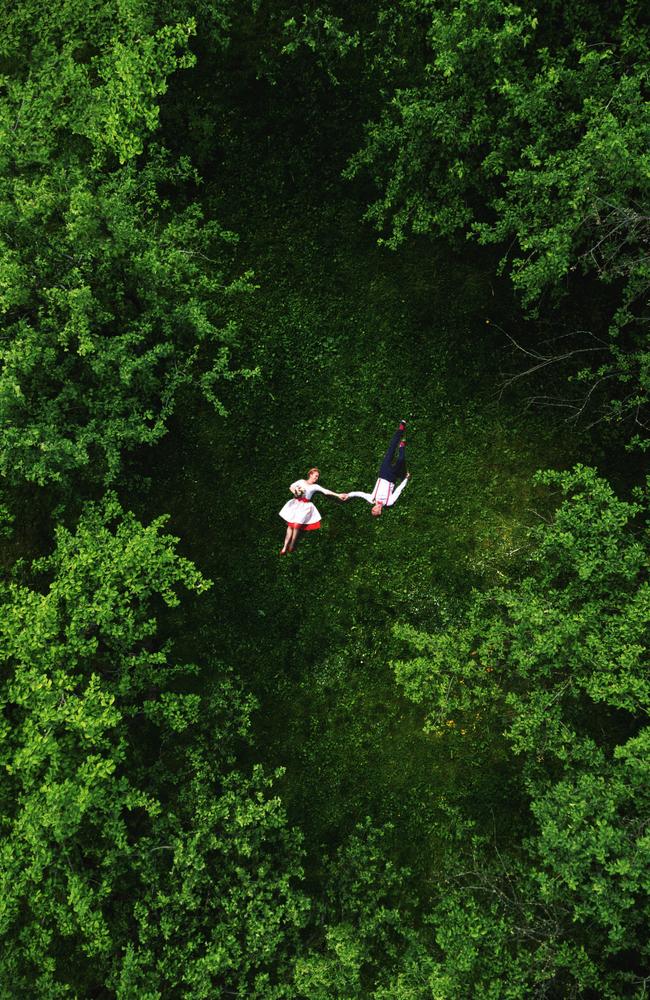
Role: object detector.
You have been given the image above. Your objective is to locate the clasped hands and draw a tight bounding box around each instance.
[338,472,410,503]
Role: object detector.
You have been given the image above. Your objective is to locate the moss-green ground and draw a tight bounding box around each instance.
[131,182,580,885]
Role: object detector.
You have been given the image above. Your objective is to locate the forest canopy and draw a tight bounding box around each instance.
[0,0,648,997]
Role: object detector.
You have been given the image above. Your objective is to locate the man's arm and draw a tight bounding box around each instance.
[345,491,375,504]
[386,473,410,507]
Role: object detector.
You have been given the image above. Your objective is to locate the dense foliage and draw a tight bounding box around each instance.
[0,495,307,996]
[0,0,252,487]
[0,0,648,996]
[343,0,650,442]
[393,467,650,995]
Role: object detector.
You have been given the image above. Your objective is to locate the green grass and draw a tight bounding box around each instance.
[132,184,580,887]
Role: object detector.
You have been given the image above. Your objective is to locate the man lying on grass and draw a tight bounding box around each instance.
[345,419,411,516]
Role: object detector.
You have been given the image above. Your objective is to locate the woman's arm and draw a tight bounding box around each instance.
[311,484,348,500]
[289,480,305,496]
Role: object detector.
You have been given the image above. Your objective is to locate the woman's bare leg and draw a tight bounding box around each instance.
[288,527,300,551]
[281,524,293,553]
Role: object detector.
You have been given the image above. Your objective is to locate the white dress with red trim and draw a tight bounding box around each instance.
[279,480,332,531]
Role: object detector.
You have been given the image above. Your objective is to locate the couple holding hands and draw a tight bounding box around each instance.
[279,420,410,554]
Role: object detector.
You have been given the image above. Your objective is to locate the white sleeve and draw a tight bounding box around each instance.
[310,483,338,497]
[386,477,409,506]
[346,491,375,504]
[290,479,305,493]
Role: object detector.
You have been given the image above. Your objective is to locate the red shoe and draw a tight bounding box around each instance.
[279,549,287,555]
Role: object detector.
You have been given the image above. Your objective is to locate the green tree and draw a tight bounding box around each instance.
[294,820,426,999]
[343,0,650,441]
[0,495,306,996]
[0,0,253,487]
[393,466,650,995]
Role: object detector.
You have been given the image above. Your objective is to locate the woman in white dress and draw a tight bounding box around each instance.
[278,467,347,554]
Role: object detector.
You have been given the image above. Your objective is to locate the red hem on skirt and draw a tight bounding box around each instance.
[286,521,321,531]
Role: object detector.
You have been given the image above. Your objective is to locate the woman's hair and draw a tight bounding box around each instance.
[307,467,320,477]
